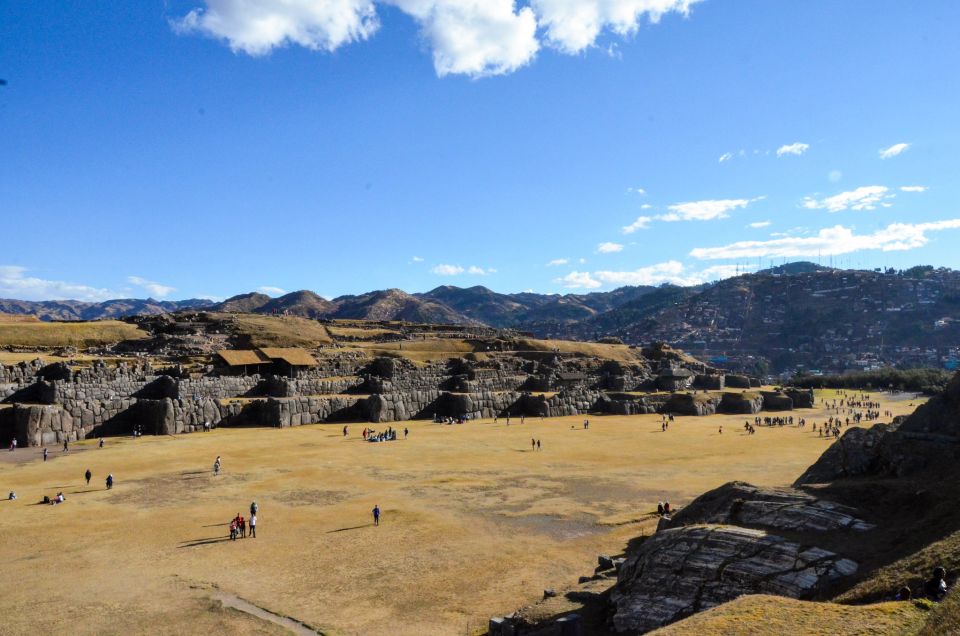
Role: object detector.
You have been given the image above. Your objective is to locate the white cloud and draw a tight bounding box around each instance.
[431,263,494,275]
[802,185,893,212]
[174,0,380,55]
[431,264,465,275]
[467,265,496,275]
[748,221,771,229]
[776,142,809,157]
[626,186,646,195]
[622,215,652,234]
[557,260,745,289]
[597,241,624,253]
[879,142,909,159]
[127,276,176,299]
[257,286,287,296]
[556,271,601,289]
[176,0,693,78]
[640,203,653,209]
[900,185,927,193]
[411,255,424,262]
[546,258,569,266]
[531,0,699,54]
[0,266,118,302]
[578,257,587,264]
[390,0,539,77]
[718,152,733,163]
[690,220,960,260]
[659,198,752,222]
[828,170,843,183]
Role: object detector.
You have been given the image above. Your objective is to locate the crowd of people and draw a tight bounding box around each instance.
[363,427,405,442]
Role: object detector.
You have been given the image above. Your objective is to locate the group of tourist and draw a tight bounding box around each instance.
[363,427,405,442]
[657,501,673,517]
[229,502,258,539]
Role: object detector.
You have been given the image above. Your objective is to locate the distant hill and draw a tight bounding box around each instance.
[0,297,214,321]
[3,263,959,374]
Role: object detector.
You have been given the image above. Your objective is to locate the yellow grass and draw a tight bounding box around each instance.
[0,394,922,635]
[221,314,332,348]
[326,326,399,339]
[516,338,645,363]
[650,595,927,635]
[0,320,148,348]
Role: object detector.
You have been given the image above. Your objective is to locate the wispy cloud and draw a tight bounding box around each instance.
[718,152,733,163]
[0,265,117,302]
[467,265,496,275]
[411,256,424,262]
[690,220,960,260]
[597,242,624,253]
[802,185,893,212]
[900,185,927,193]
[127,276,176,299]
[546,258,569,267]
[879,142,909,159]
[748,221,771,229]
[622,216,653,234]
[556,260,747,289]
[257,286,286,296]
[659,198,754,222]
[431,264,495,276]
[431,264,465,276]
[776,142,809,157]
[626,186,646,195]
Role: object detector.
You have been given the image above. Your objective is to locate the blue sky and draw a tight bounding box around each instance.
[2,0,959,301]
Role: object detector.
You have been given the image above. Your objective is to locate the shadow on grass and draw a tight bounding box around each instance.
[70,489,101,494]
[178,536,232,548]
[326,524,372,533]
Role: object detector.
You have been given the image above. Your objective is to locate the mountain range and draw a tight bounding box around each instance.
[3,263,959,373]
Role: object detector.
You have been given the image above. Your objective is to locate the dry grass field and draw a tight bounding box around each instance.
[0,391,922,635]
[223,314,332,348]
[0,320,148,349]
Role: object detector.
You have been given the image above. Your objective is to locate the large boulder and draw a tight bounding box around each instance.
[761,391,793,411]
[610,525,858,633]
[665,393,719,416]
[785,388,815,409]
[718,391,763,414]
[661,481,874,533]
[793,423,893,485]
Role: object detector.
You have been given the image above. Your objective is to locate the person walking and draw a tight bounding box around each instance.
[85,468,92,485]
[9,438,16,452]
[43,448,48,462]
[106,474,114,490]
[63,439,69,452]
[250,501,258,518]
[536,439,541,451]
[249,512,257,538]
[531,438,536,451]
[99,437,104,448]
[343,425,348,437]
[372,504,381,527]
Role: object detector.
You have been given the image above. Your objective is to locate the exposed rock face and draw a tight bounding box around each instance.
[660,482,874,533]
[795,371,960,485]
[665,393,719,416]
[793,423,894,485]
[609,480,868,633]
[610,525,858,633]
[718,391,763,414]
[785,388,815,409]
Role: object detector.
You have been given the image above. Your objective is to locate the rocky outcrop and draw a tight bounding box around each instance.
[718,391,763,414]
[665,392,719,416]
[793,423,894,485]
[608,480,869,633]
[796,372,960,484]
[785,388,815,409]
[610,525,858,633]
[660,482,874,533]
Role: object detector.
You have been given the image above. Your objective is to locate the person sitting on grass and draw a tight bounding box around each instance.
[924,567,949,601]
